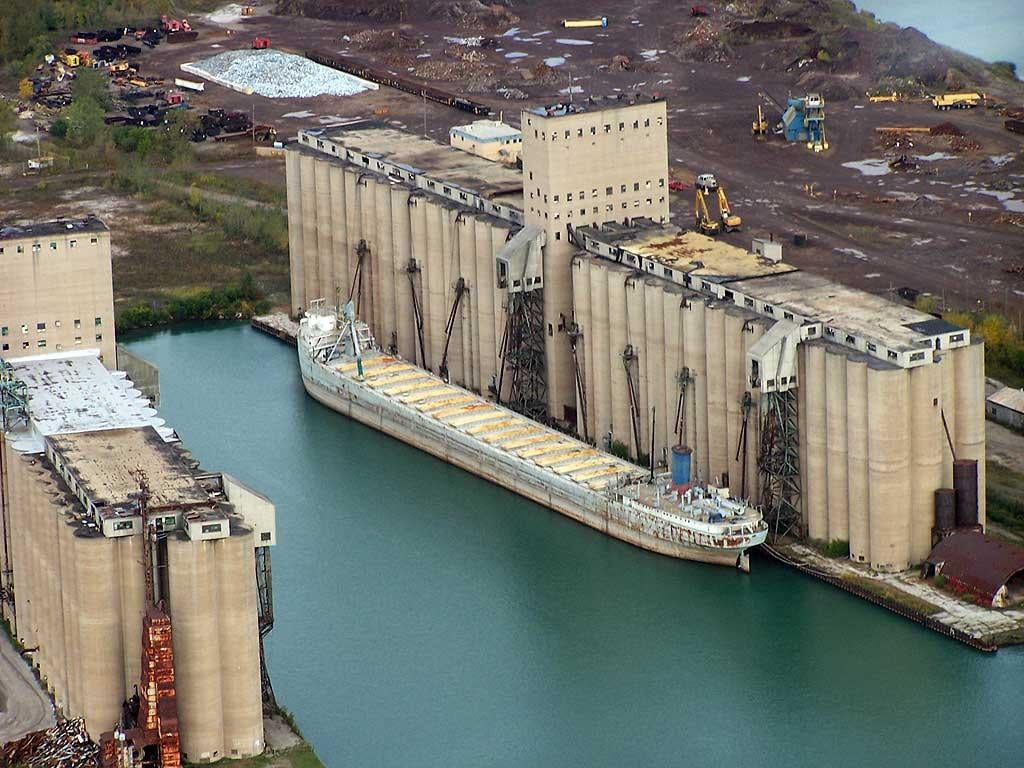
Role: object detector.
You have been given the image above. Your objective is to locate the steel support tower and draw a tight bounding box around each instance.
[499,289,547,422]
[757,389,802,540]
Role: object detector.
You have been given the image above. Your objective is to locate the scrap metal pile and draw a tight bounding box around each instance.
[0,718,98,768]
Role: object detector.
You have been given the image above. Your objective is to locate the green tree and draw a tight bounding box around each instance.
[71,67,111,110]
[65,96,105,147]
[991,61,1018,81]
[0,101,16,147]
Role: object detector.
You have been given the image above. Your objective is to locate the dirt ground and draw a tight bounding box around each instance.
[114,0,1024,316]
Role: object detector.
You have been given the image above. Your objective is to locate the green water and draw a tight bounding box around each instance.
[126,323,1022,767]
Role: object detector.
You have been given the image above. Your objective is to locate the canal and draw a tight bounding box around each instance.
[127,323,1022,767]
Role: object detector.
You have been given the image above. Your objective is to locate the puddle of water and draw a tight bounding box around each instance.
[503,27,520,37]
[504,51,529,59]
[544,56,566,67]
[556,38,594,46]
[915,152,956,162]
[736,76,751,82]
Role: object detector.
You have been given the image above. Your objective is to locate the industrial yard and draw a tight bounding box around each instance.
[1,0,1024,766]
[40,0,1015,314]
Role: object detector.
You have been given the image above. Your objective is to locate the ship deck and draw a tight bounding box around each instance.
[333,353,643,491]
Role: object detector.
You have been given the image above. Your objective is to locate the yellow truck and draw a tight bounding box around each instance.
[931,92,983,110]
[60,50,80,67]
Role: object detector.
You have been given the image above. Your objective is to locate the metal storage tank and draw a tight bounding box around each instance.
[867,363,912,571]
[285,150,306,314]
[953,459,979,527]
[846,356,870,563]
[724,310,746,493]
[314,158,334,308]
[625,276,648,458]
[329,163,349,303]
[589,260,611,443]
[934,488,956,531]
[824,348,849,544]
[804,343,828,542]
[607,267,630,453]
[298,153,320,310]
[217,527,264,759]
[74,530,124,739]
[168,534,225,762]
[704,304,728,484]
[682,299,709,483]
[953,342,986,526]
[643,279,668,461]
[909,362,943,562]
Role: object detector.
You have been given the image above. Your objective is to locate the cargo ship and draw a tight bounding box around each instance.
[297,303,768,570]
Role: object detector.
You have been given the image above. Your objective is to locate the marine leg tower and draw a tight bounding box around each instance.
[747,321,803,539]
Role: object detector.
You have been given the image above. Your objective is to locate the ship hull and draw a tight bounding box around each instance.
[299,354,756,570]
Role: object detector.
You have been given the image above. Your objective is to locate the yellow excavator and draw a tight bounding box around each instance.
[695,187,721,236]
[717,186,742,231]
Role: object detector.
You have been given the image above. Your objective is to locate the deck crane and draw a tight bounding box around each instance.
[695,187,721,236]
[716,185,742,232]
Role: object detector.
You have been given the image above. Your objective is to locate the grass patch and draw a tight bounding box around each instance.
[164,169,286,205]
[840,574,942,616]
[185,744,325,768]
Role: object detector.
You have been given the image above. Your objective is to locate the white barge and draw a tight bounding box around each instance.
[298,304,768,569]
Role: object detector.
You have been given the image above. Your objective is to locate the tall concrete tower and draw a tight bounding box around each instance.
[521,96,670,423]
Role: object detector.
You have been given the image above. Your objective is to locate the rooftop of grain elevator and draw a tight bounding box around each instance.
[577,221,797,281]
[578,219,969,358]
[47,427,210,511]
[728,272,963,353]
[0,214,107,241]
[526,93,665,117]
[299,120,524,209]
[5,351,172,447]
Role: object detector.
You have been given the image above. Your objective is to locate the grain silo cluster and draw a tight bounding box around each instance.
[0,352,275,762]
[285,93,986,574]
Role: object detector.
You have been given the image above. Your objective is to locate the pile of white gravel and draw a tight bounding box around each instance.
[185,49,378,99]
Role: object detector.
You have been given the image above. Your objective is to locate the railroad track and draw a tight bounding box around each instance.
[305,49,491,116]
